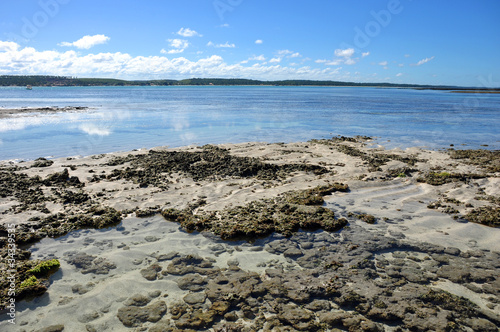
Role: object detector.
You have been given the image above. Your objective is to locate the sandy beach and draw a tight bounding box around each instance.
[1,137,499,331]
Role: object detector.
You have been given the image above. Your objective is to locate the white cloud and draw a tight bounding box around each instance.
[255,39,263,44]
[177,28,202,37]
[163,39,189,54]
[405,54,411,58]
[59,34,110,49]
[277,49,293,56]
[79,124,111,136]
[168,39,189,49]
[334,48,355,58]
[317,48,358,66]
[220,23,230,28]
[315,59,342,66]
[161,48,184,54]
[0,41,20,52]
[249,55,266,61]
[396,73,403,77]
[362,52,370,57]
[344,58,356,65]
[270,57,282,63]
[207,41,235,48]
[0,41,353,81]
[290,52,301,58]
[412,56,435,66]
[378,61,388,66]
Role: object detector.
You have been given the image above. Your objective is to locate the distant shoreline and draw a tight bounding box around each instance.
[1,75,499,91]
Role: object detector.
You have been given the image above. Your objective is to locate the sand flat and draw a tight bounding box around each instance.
[1,137,499,331]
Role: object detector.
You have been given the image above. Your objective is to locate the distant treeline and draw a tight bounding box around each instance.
[1,75,497,91]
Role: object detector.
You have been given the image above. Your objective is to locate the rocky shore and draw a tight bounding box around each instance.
[0,106,89,119]
[0,137,499,331]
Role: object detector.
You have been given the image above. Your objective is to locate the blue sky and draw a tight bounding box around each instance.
[0,0,499,86]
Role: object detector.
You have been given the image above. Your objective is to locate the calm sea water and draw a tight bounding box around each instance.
[0,86,498,160]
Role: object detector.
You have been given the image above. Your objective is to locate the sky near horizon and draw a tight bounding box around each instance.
[0,0,499,87]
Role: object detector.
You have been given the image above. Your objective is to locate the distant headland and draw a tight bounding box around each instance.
[1,75,499,92]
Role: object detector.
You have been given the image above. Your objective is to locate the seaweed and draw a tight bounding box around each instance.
[105,145,329,186]
[465,206,500,227]
[161,185,349,239]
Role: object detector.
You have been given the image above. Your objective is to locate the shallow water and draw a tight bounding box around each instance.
[0,215,296,331]
[1,86,499,160]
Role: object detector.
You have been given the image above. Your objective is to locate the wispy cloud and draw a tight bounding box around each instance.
[59,34,110,49]
[177,28,202,37]
[396,73,403,77]
[207,41,235,48]
[412,56,435,66]
[249,55,266,61]
[378,61,388,66]
[277,49,293,56]
[255,39,263,44]
[161,48,184,54]
[362,52,370,57]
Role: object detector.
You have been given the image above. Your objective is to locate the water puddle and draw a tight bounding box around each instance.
[1,215,298,331]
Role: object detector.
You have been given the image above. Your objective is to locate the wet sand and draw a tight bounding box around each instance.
[0,137,499,331]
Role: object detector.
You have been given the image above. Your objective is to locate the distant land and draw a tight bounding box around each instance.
[1,75,499,92]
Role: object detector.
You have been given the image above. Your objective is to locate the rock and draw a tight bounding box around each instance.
[124,294,151,306]
[66,253,116,275]
[210,301,230,315]
[183,292,207,305]
[444,247,461,256]
[165,255,217,276]
[148,290,162,298]
[287,289,311,303]
[437,265,471,283]
[177,273,207,291]
[155,251,179,261]
[140,264,162,281]
[300,241,314,249]
[117,301,167,327]
[305,300,331,311]
[39,325,65,332]
[265,268,284,278]
[175,309,216,329]
[144,236,159,242]
[283,247,304,258]
[277,304,314,330]
[224,311,239,322]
